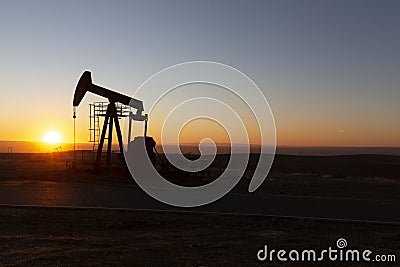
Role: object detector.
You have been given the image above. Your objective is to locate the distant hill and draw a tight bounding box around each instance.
[276,146,400,156]
[0,140,92,153]
[1,140,400,156]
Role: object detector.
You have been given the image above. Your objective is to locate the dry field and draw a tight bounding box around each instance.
[0,152,399,265]
[0,207,399,266]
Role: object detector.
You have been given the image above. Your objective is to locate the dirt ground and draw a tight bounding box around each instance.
[0,152,399,265]
[0,206,398,266]
[1,152,399,200]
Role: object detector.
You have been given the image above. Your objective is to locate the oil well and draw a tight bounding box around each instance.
[72,71,156,169]
[71,71,226,186]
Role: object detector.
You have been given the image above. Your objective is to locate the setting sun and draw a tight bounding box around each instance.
[43,131,62,144]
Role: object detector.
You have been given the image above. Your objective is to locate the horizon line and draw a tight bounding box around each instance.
[1,140,400,149]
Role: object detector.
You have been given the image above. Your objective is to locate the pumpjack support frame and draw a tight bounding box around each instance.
[95,101,126,169]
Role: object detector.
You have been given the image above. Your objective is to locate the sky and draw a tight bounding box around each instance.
[0,0,399,148]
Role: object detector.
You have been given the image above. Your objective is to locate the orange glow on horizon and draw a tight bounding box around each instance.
[0,104,399,148]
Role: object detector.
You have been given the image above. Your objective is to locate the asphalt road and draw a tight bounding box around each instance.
[0,180,399,223]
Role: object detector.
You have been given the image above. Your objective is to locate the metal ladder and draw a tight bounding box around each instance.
[89,102,109,160]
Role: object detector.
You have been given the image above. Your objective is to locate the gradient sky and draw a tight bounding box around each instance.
[0,0,399,147]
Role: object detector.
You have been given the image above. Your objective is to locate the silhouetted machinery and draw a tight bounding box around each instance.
[73,71,156,169]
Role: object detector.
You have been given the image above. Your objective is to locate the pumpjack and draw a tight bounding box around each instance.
[73,71,155,169]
